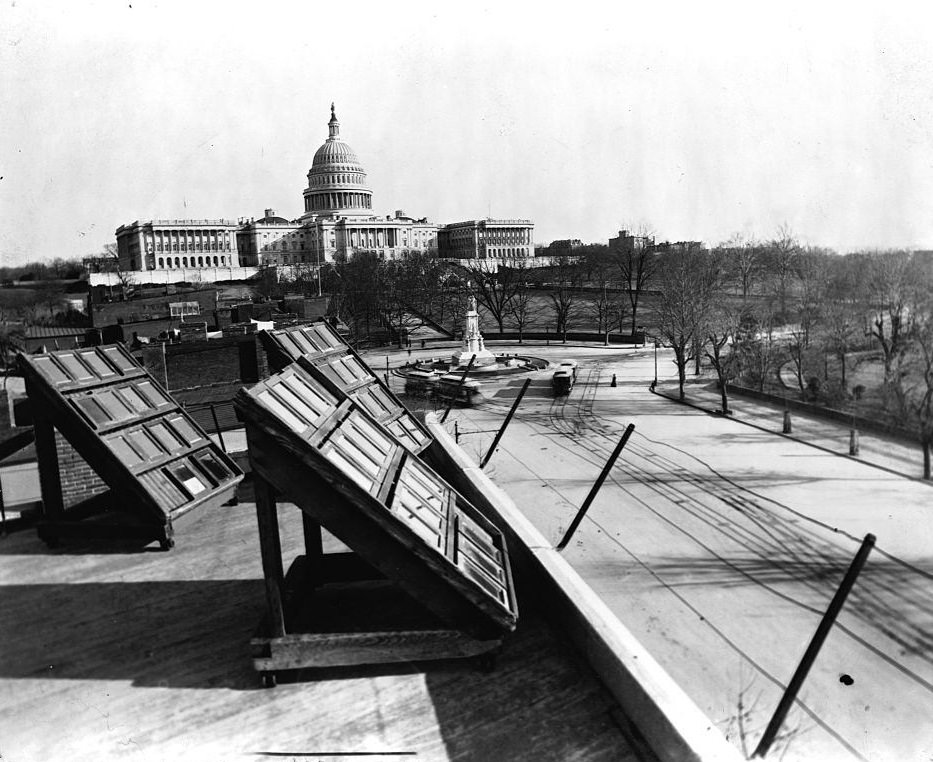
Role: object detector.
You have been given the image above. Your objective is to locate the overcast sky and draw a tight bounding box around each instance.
[2,1,933,266]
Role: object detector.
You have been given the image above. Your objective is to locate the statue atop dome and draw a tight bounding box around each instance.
[328,103,340,140]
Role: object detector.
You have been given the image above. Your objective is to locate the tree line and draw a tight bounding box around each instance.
[307,228,933,479]
[650,230,933,479]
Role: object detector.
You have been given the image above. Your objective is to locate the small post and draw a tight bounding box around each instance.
[454,420,459,444]
[782,410,792,434]
[556,424,635,551]
[440,354,475,423]
[0,480,7,536]
[849,428,859,456]
[753,534,876,758]
[480,378,531,469]
[210,404,226,453]
[653,342,659,386]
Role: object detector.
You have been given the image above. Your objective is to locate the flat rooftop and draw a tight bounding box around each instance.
[0,483,643,762]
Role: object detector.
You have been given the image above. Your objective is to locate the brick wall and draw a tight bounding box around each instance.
[55,429,108,508]
[138,334,267,392]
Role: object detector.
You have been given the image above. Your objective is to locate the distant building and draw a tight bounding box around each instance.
[609,229,703,256]
[113,106,437,281]
[651,240,705,255]
[437,219,534,260]
[608,229,653,255]
[115,219,241,273]
[542,239,583,257]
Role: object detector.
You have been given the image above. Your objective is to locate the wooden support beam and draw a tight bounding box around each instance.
[252,629,499,671]
[255,475,287,639]
[33,417,64,523]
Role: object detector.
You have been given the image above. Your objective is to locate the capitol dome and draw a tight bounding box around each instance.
[302,104,373,218]
[312,137,361,167]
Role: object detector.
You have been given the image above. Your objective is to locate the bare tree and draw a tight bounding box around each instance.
[377,257,443,347]
[781,247,829,397]
[784,328,811,397]
[288,262,321,297]
[611,224,658,334]
[889,285,933,479]
[102,242,136,299]
[586,250,627,341]
[435,269,472,335]
[704,303,743,413]
[655,244,719,399]
[0,323,25,371]
[717,233,762,302]
[862,250,916,387]
[464,260,525,334]
[547,256,583,338]
[327,252,382,342]
[766,223,800,318]
[822,301,861,391]
[509,277,536,342]
[734,301,779,392]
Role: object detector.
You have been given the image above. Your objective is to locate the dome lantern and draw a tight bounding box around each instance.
[328,102,340,140]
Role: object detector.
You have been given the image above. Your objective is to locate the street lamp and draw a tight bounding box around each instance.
[653,341,659,387]
[316,246,322,297]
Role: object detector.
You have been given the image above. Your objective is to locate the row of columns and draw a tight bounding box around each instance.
[306,192,372,212]
[310,173,365,186]
[485,228,532,245]
[149,228,234,254]
[484,247,532,258]
[350,227,396,249]
[156,255,231,269]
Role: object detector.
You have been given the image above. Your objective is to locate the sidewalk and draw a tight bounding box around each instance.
[655,377,931,484]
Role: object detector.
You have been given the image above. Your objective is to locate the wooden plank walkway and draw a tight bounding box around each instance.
[0,483,642,762]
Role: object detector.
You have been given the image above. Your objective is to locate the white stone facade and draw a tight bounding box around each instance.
[437,218,534,261]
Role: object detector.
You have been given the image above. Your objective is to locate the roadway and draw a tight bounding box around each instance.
[400,343,933,762]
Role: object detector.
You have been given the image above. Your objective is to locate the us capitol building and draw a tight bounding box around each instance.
[113,105,534,281]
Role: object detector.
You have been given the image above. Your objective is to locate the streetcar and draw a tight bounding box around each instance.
[551,369,574,396]
[557,359,578,380]
[436,373,482,405]
[404,369,440,396]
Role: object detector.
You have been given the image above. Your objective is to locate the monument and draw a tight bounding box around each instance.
[451,296,497,368]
